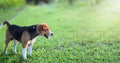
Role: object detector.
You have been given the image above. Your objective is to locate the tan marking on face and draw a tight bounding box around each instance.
[36,23,50,35]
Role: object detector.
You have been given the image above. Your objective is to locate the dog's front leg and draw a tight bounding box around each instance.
[21,31,30,60]
[22,42,28,60]
[28,38,36,56]
[14,40,18,53]
[28,44,32,56]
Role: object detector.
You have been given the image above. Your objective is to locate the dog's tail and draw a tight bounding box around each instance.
[3,21,10,27]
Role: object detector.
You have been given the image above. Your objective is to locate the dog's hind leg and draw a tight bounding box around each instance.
[4,39,10,54]
[4,30,13,54]
[14,40,18,53]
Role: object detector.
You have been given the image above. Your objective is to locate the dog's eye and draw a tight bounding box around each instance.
[44,30,47,32]
[44,29,48,32]
[46,29,48,31]
[45,30,47,32]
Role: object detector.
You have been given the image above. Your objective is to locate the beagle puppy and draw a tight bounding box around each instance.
[3,21,53,60]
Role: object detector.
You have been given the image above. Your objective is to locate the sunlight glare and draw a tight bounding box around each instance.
[116,0,120,2]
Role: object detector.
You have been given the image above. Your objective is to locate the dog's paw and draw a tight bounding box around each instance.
[23,57,27,60]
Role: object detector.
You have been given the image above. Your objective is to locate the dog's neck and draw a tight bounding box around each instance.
[30,32,39,40]
[27,25,39,40]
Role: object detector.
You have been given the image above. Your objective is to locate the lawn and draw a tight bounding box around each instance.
[0,1,120,63]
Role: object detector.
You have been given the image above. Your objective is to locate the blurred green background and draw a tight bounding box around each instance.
[0,0,103,23]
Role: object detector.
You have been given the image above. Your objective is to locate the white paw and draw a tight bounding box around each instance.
[28,45,32,56]
[23,57,27,60]
[22,48,27,60]
[5,49,7,54]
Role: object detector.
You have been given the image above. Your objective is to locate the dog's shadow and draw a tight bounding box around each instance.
[0,51,32,62]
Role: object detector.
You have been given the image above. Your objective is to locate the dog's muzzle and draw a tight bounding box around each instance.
[44,31,53,39]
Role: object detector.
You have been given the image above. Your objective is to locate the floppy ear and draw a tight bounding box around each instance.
[36,23,50,35]
[36,25,44,35]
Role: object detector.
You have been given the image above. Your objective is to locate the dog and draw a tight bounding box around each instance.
[3,21,53,60]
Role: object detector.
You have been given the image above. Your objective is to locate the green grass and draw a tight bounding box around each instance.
[0,5,25,24]
[0,1,120,63]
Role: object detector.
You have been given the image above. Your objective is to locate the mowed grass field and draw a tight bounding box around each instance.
[0,1,120,63]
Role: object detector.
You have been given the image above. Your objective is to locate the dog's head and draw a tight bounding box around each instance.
[36,23,53,39]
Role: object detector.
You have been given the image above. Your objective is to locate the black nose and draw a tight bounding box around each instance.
[51,33,53,36]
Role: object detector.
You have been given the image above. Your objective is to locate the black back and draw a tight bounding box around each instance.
[8,25,38,41]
